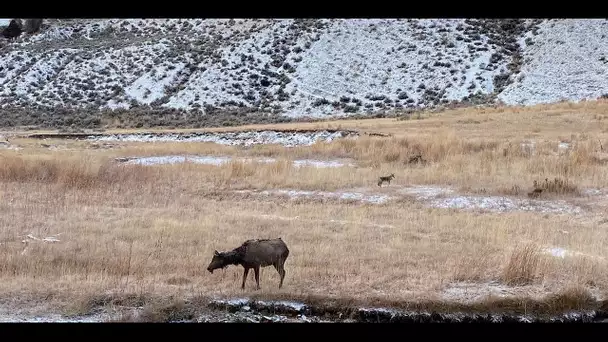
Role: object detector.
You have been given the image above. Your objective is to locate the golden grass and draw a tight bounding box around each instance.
[501,243,544,286]
[1,100,608,316]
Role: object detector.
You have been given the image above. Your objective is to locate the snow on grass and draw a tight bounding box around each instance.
[398,185,582,215]
[441,281,550,303]
[0,313,113,323]
[233,184,584,214]
[124,62,184,105]
[2,19,607,117]
[88,130,357,147]
[542,247,606,261]
[498,19,608,106]
[398,185,455,200]
[282,19,511,117]
[235,189,393,204]
[0,51,35,97]
[428,195,583,215]
[118,155,353,168]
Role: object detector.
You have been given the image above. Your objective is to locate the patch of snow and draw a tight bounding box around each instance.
[119,155,353,168]
[212,298,250,306]
[236,189,393,204]
[292,159,352,168]
[88,130,357,147]
[441,281,549,303]
[20,233,62,244]
[428,195,583,215]
[582,188,603,196]
[545,247,568,258]
[542,247,605,261]
[273,301,307,311]
[398,185,454,200]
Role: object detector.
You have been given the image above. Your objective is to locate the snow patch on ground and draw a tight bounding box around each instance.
[233,184,585,214]
[235,189,393,204]
[398,185,583,215]
[542,247,606,261]
[118,155,354,168]
[398,185,455,199]
[87,130,357,147]
[428,195,583,215]
[441,281,550,303]
[250,214,394,229]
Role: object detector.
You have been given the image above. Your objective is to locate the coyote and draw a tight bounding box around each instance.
[527,180,543,198]
[408,153,426,165]
[527,188,543,198]
[377,173,395,187]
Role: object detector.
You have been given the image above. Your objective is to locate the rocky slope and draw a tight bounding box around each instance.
[0,19,607,130]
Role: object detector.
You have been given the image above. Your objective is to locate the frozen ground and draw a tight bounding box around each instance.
[543,247,606,262]
[235,184,587,216]
[234,189,393,204]
[0,288,603,322]
[245,213,395,229]
[86,130,357,147]
[441,281,550,303]
[1,19,607,128]
[428,195,583,215]
[118,154,355,168]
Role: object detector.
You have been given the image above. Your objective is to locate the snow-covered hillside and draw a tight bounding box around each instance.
[0,18,607,129]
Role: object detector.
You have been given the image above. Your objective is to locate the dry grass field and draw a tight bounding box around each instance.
[1,100,608,318]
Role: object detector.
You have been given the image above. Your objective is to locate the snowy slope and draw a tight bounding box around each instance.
[0,19,607,129]
[498,19,608,105]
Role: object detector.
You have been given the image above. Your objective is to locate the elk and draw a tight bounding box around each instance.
[207,238,290,290]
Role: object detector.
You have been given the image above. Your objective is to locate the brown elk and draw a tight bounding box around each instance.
[207,238,290,290]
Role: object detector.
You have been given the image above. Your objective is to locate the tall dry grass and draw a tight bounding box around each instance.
[501,243,545,286]
[1,100,608,313]
[0,153,160,190]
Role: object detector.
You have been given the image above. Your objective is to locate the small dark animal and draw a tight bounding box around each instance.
[377,173,395,187]
[23,19,43,34]
[408,153,426,165]
[527,180,543,198]
[527,188,543,198]
[1,19,23,39]
[207,238,290,290]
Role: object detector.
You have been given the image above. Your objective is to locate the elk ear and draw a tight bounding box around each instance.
[214,250,219,256]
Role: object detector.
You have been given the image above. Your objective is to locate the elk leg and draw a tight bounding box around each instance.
[253,266,260,290]
[274,263,286,289]
[241,267,250,290]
